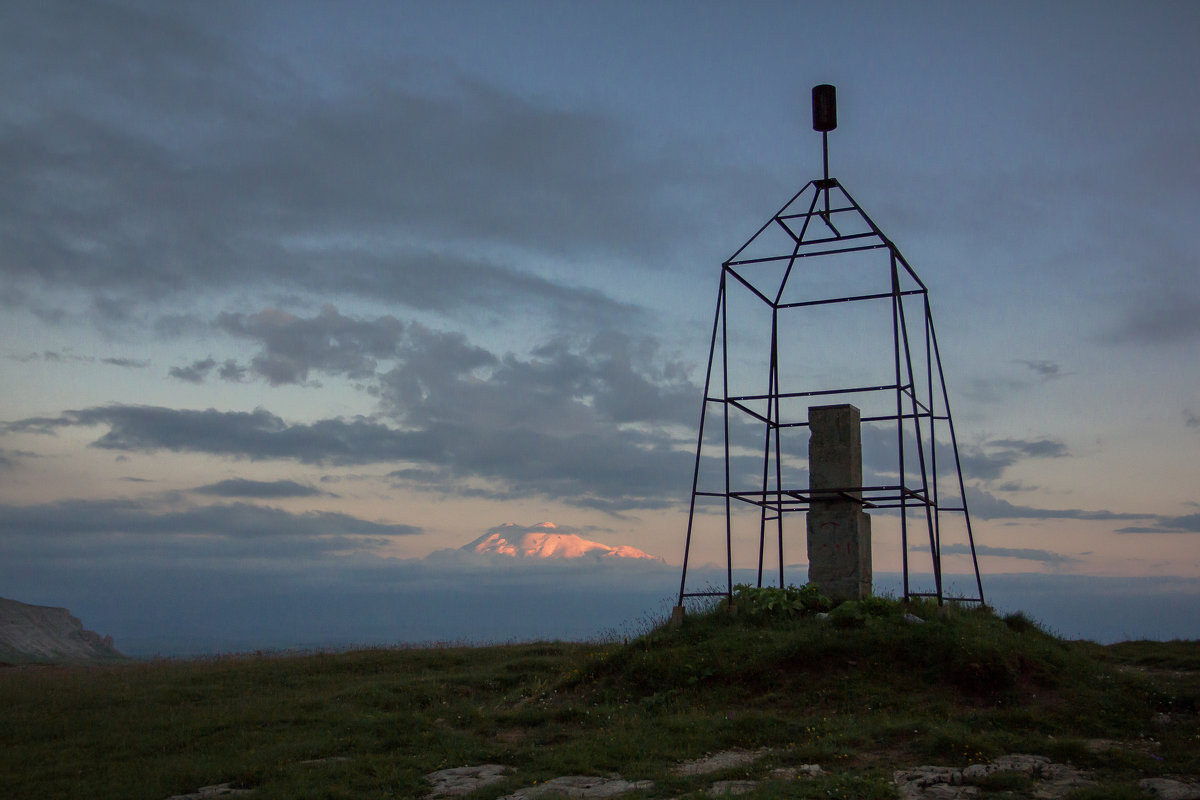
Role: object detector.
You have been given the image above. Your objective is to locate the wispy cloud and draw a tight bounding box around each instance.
[1096,233,1200,347]
[168,357,217,384]
[953,437,1069,482]
[8,351,148,369]
[966,486,1150,523]
[0,497,421,564]
[0,2,747,337]
[1116,513,1200,535]
[215,306,406,386]
[4,401,695,511]
[191,479,332,499]
[924,542,1079,567]
[1015,359,1063,381]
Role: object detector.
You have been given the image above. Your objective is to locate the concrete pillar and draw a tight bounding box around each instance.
[806,404,872,600]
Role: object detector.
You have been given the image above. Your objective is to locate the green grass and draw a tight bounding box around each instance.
[1,597,1197,800]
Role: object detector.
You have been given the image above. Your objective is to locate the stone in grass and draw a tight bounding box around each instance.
[165,784,252,800]
[708,779,759,795]
[894,765,969,800]
[425,764,510,797]
[673,748,772,776]
[1140,778,1200,800]
[897,755,1094,800]
[498,774,654,799]
[771,764,823,779]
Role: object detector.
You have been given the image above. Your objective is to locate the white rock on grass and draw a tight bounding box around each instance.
[896,754,1096,800]
[770,764,823,779]
[498,775,654,799]
[1139,778,1200,800]
[165,784,252,800]
[673,748,771,776]
[425,764,510,797]
[707,779,759,795]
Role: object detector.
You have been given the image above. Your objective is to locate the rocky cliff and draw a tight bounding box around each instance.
[0,597,126,664]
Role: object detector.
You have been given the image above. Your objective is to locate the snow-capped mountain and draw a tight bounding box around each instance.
[463,522,661,561]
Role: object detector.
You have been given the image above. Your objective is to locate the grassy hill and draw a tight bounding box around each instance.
[1,591,1196,800]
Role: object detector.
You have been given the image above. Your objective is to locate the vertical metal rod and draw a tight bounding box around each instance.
[929,310,986,604]
[892,255,910,600]
[756,306,781,587]
[677,277,726,606]
[822,132,832,218]
[896,273,941,603]
[822,131,829,183]
[721,270,734,602]
[774,312,785,590]
[925,297,942,590]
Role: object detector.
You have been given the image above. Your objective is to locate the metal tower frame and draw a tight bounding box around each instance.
[676,93,984,608]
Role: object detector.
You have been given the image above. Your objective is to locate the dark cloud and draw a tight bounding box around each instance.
[931,542,1079,568]
[101,357,149,368]
[168,357,216,383]
[217,359,246,382]
[1108,296,1200,346]
[0,497,420,566]
[380,327,695,433]
[215,306,407,386]
[12,405,432,465]
[960,375,1032,406]
[7,351,147,368]
[191,479,330,499]
[857,426,1069,485]
[985,438,1069,459]
[1101,252,1200,347]
[1016,360,1063,380]
[1115,513,1200,535]
[3,314,707,512]
[965,486,1149,523]
[955,437,1069,481]
[1185,409,1200,429]
[6,402,694,511]
[0,448,39,469]
[0,497,418,538]
[0,2,739,334]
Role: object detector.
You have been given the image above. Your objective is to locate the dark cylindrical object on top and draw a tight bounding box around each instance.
[812,84,837,132]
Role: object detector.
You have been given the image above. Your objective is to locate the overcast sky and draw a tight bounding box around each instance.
[2,1,1198,650]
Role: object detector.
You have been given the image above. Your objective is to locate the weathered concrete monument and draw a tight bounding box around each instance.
[675,85,984,612]
[806,404,871,601]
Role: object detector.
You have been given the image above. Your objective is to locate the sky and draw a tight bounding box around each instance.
[1,1,1198,653]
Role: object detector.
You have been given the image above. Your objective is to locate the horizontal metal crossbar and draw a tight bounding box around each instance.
[778,204,858,220]
[778,288,923,309]
[726,241,887,267]
[790,230,880,249]
[723,484,934,512]
[728,384,898,402]
[712,410,945,429]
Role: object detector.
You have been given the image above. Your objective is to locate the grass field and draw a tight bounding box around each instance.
[2,592,1197,800]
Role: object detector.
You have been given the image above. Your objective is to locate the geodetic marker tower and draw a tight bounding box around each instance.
[676,85,984,609]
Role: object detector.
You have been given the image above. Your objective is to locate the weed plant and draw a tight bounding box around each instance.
[1,593,1196,800]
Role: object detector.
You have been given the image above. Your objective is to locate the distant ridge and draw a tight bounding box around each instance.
[0,597,126,665]
[464,522,662,562]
